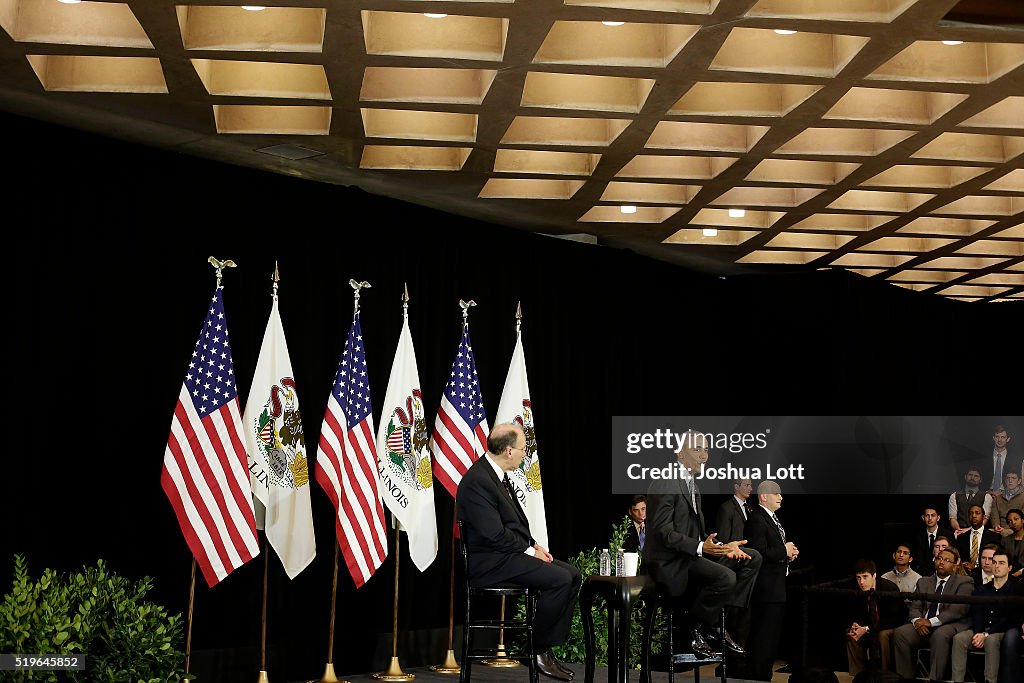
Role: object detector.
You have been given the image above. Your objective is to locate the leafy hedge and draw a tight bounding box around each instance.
[0,555,188,682]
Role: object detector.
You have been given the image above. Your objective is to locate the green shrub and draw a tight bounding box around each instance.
[0,555,188,682]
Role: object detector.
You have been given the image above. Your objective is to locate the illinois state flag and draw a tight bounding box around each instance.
[495,330,549,550]
[162,285,259,587]
[375,310,437,571]
[243,294,316,579]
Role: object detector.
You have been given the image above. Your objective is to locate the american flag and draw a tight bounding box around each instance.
[315,313,388,588]
[161,287,259,587]
[431,325,489,498]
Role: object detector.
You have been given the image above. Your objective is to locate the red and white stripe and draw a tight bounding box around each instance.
[431,394,489,498]
[315,399,388,588]
[161,386,259,587]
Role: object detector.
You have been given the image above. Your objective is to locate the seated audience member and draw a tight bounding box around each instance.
[1000,508,1024,576]
[998,623,1021,683]
[992,470,1024,533]
[845,559,902,675]
[621,494,646,553]
[715,478,753,543]
[913,506,953,574]
[951,549,1022,683]
[949,467,993,535]
[923,536,952,576]
[882,544,921,593]
[983,425,1018,495]
[971,544,1000,586]
[956,504,1002,572]
[893,547,974,681]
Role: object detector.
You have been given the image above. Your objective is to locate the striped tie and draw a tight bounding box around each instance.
[970,529,980,566]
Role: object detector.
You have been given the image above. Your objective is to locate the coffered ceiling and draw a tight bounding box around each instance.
[1,0,1022,301]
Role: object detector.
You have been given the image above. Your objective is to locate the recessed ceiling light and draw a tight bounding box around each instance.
[728,208,746,218]
[424,13,448,18]
[241,5,266,10]
[773,29,798,35]
[602,21,625,27]
[702,228,719,237]
[57,0,82,4]
[942,40,963,46]
[620,205,637,214]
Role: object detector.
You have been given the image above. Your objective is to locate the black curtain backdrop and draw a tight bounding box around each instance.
[5,112,1022,682]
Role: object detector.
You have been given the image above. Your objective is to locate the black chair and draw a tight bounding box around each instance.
[458,521,539,683]
[640,587,726,683]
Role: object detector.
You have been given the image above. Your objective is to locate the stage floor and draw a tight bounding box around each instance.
[307,661,856,683]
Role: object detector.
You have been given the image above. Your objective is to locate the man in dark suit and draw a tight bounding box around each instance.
[845,559,904,675]
[955,504,1002,572]
[715,478,753,543]
[981,425,1018,494]
[744,480,799,681]
[912,505,954,574]
[892,547,975,681]
[643,431,762,659]
[456,424,581,681]
[621,494,646,553]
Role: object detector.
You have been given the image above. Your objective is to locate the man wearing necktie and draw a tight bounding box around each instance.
[622,495,647,553]
[744,480,800,681]
[643,431,762,660]
[985,425,1017,495]
[893,547,975,681]
[457,424,581,681]
[954,504,1001,573]
[845,559,902,675]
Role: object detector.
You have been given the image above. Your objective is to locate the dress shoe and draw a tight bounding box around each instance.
[535,651,572,681]
[553,659,575,680]
[704,627,745,656]
[690,629,719,659]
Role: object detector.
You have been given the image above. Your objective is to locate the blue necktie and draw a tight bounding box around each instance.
[638,522,646,549]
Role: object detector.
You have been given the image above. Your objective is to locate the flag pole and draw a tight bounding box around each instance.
[258,537,270,683]
[185,558,197,675]
[319,539,346,683]
[429,512,461,674]
[373,525,415,681]
[483,301,523,669]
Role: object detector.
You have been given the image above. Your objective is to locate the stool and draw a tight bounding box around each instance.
[459,521,539,683]
[640,589,726,683]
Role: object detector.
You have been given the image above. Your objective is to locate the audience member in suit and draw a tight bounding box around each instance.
[998,625,1021,683]
[893,546,975,681]
[643,431,761,659]
[913,506,953,574]
[970,544,1000,587]
[951,549,1022,683]
[714,478,755,645]
[981,425,1018,494]
[456,423,581,681]
[949,467,994,535]
[845,559,903,675]
[956,504,1002,572]
[745,480,799,681]
[621,494,646,553]
[921,535,953,577]
[715,478,753,543]
[881,544,922,593]
[1000,508,1024,577]
[991,470,1024,533]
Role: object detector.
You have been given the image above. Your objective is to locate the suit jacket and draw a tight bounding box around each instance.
[912,526,954,574]
[847,577,905,632]
[642,476,707,597]
[979,447,1020,493]
[715,496,749,543]
[954,527,1002,565]
[456,456,534,584]
[622,523,643,553]
[744,504,788,603]
[907,573,974,625]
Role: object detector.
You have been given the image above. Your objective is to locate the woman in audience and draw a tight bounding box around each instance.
[1001,508,1024,578]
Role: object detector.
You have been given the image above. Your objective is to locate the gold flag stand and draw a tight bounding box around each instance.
[373,529,415,681]
[429,512,461,674]
[318,540,349,683]
[258,538,270,683]
[185,559,197,676]
[482,595,520,667]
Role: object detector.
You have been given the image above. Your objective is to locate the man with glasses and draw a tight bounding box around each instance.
[893,547,975,681]
[457,423,582,681]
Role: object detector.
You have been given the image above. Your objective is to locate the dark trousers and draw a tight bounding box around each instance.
[999,627,1021,683]
[685,549,763,627]
[500,556,583,652]
[747,602,786,681]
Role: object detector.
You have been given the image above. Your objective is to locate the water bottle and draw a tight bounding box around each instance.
[600,549,611,576]
[615,548,624,576]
